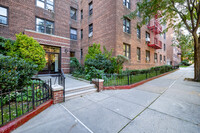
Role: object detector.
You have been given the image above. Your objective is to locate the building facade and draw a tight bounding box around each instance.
[0,0,74,74]
[0,0,180,74]
[166,28,182,66]
[78,0,169,70]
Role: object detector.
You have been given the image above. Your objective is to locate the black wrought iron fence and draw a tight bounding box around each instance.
[103,65,179,87]
[0,79,52,127]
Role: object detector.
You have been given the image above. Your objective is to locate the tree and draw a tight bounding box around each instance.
[173,33,194,62]
[5,33,46,71]
[126,0,200,81]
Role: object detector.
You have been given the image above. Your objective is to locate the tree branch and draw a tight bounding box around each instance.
[169,0,192,33]
[187,0,195,30]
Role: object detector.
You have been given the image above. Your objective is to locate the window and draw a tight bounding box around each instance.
[70,7,77,20]
[164,56,166,62]
[70,28,77,40]
[164,32,166,39]
[146,50,150,62]
[81,10,83,19]
[146,32,150,39]
[81,29,83,39]
[123,18,130,33]
[154,53,158,63]
[70,51,75,57]
[36,18,54,34]
[36,0,54,11]
[137,47,141,61]
[89,2,93,16]
[160,55,162,62]
[145,17,150,25]
[81,49,83,59]
[137,26,141,39]
[123,0,130,9]
[123,44,130,59]
[146,32,150,42]
[137,5,141,17]
[0,6,8,25]
[89,24,93,37]
[164,44,166,51]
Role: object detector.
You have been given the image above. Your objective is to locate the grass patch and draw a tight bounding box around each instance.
[104,70,168,87]
[179,65,189,68]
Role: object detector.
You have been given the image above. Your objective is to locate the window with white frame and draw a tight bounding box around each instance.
[0,6,8,25]
[36,0,54,11]
[137,26,141,39]
[123,44,130,59]
[70,28,77,40]
[154,53,158,63]
[123,18,130,33]
[89,24,93,37]
[89,2,93,16]
[123,0,130,9]
[70,7,77,20]
[36,18,54,34]
[160,54,162,62]
[146,50,150,62]
[137,47,141,61]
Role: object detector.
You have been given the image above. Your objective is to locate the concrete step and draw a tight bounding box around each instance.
[65,84,96,94]
[65,88,97,100]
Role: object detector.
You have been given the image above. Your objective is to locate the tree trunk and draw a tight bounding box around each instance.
[193,33,200,81]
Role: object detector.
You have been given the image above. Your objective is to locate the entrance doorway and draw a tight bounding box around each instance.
[40,45,61,74]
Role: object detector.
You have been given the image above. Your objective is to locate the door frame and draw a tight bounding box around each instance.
[39,45,61,74]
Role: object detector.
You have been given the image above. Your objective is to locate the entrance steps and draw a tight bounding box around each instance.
[65,84,97,99]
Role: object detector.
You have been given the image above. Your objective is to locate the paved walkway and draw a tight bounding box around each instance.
[38,75,91,90]
[13,66,200,133]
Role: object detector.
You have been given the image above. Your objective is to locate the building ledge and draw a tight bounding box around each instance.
[24,29,70,41]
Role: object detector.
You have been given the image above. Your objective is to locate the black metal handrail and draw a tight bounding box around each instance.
[59,69,66,102]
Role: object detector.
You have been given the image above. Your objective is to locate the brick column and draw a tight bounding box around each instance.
[52,85,64,104]
[92,79,104,92]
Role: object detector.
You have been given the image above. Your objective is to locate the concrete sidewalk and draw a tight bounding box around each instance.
[13,66,200,133]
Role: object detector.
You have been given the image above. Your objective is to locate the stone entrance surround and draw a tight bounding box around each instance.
[24,30,70,74]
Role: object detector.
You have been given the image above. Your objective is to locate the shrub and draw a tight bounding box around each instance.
[70,57,81,69]
[84,66,104,80]
[0,36,15,55]
[85,54,115,73]
[2,33,46,71]
[85,44,102,61]
[84,44,128,74]
[180,60,191,66]
[0,55,38,92]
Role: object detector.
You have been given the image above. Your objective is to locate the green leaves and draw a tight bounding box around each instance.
[0,55,38,92]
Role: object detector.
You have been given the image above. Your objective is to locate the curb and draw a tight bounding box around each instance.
[103,69,179,90]
[0,100,53,133]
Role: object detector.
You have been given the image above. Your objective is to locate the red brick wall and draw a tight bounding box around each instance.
[0,0,71,73]
[79,0,169,70]
[24,30,70,73]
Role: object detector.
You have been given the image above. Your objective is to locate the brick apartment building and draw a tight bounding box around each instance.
[0,0,181,74]
[166,28,182,66]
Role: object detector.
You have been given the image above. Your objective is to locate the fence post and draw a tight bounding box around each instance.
[32,83,35,109]
[146,71,148,79]
[127,74,130,85]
